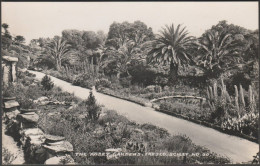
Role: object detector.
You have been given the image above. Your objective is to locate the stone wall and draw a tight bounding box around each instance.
[2,56,18,86]
[3,97,76,165]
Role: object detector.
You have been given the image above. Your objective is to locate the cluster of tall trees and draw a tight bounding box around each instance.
[3,20,258,86]
[1,23,34,68]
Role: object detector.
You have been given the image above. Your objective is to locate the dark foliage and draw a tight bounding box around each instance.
[85,92,101,122]
[41,75,54,91]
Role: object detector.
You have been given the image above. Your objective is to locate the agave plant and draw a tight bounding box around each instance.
[146,24,196,83]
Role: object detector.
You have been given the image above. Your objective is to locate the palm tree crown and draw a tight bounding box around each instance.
[196,30,242,77]
[46,37,70,71]
[147,24,195,83]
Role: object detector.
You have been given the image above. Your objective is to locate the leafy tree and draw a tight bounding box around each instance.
[106,21,154,49]
[33,53,55,69]
[243,29,259,62]
[62,29,105,69]
[147,24,195,84]
[14,35,25,44]
[82,31,102,49]
[207,20,249,37]
[46,37,70,71]
[62,29,84,49]
[1,23,12,50]
[38,37,51,48]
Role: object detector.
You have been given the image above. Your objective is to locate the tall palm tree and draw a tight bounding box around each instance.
[147,24,195,83]
[46,37,70,71]
[196,30,242,78]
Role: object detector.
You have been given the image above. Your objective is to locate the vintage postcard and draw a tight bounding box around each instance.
[1,1,259,165]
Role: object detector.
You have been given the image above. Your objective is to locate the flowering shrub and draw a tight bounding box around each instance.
[221,112,258,138]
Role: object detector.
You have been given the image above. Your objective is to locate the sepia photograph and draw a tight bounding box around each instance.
[1,1,259,165]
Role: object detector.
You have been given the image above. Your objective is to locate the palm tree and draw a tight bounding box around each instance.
[195,30,242,78]
[113,40,143,78]
[95,43,115,74]
[46,37,70,71]
[147,24,195,83]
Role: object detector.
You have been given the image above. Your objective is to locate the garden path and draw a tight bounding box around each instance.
[28,70,259,164]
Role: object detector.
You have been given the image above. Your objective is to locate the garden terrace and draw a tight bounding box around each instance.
[2,69,231,165]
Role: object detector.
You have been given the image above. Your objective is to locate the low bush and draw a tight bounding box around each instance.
[41,75,54,91]
[159,100,211,121]
[154,75,168,87]
[46,87,79,103]
[96,78,112,90]
[145,85,156,93]
[119,77,132,88]
[72,73,94,89]
[154,85,162,93]
[3,83,39,109]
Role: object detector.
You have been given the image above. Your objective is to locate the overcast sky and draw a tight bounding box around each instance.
[2,2,259,44]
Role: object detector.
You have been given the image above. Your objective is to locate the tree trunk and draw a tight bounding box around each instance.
[168,62,178,85]
[56,60,60,71]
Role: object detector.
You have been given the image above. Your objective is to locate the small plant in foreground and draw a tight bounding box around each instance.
[41,75,54,91]
[85,91,101,122]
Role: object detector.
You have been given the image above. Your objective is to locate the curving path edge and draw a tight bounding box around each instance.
[28,70,259,164]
